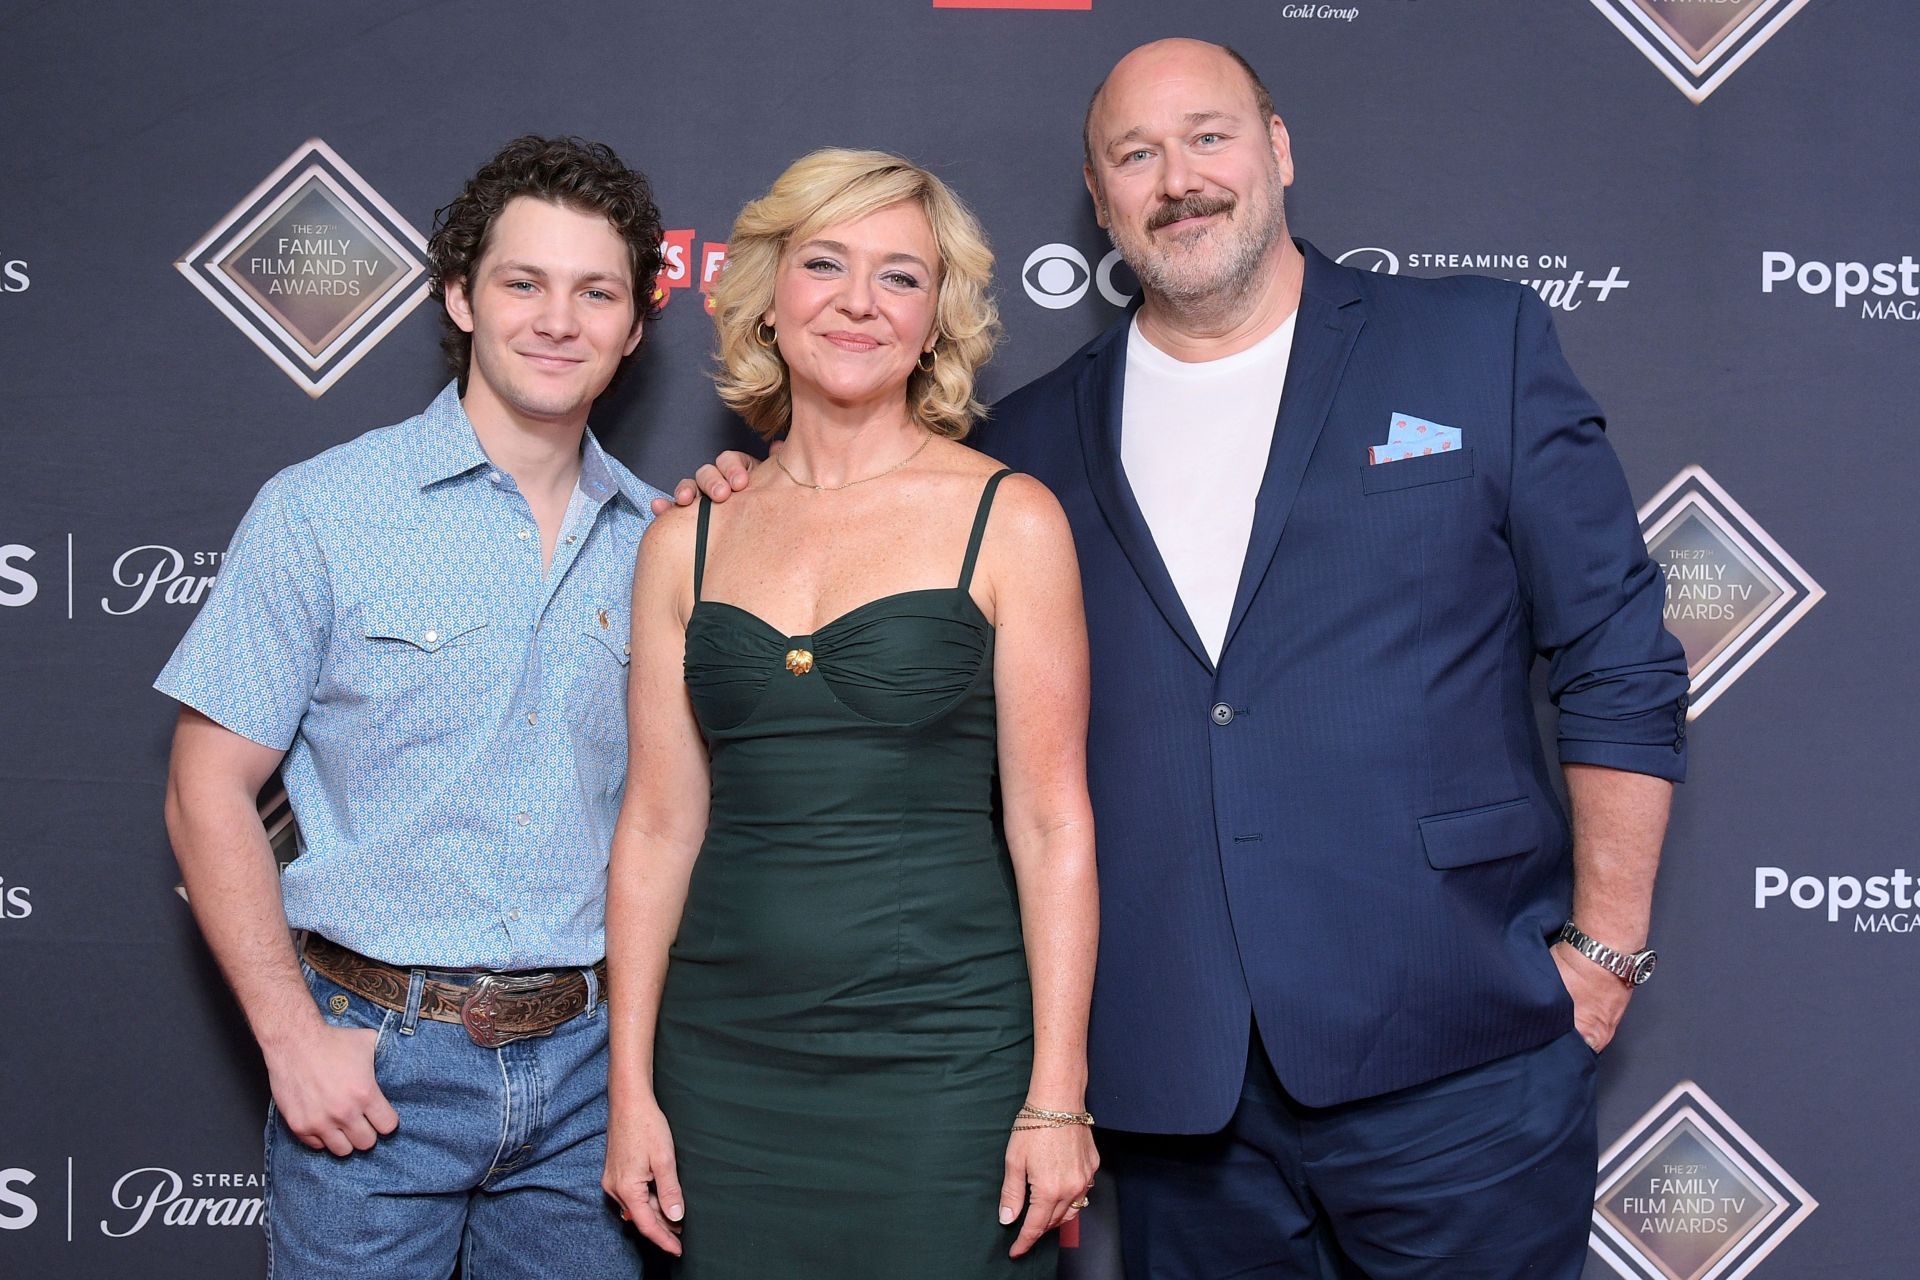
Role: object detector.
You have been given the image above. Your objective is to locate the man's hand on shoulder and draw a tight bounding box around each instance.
[263,1019,399,1156]
[649,448,762,514]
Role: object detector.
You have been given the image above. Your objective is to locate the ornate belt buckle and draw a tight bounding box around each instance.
[460,972,557,1048]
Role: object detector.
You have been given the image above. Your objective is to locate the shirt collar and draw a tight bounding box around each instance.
[412,381,494,490]
[578,427,632,511]
[411,380,641,512]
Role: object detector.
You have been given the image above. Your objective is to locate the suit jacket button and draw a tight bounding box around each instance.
[1211,702,1235,726]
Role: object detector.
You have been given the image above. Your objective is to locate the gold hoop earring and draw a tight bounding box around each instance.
[917,348,938,373]
[755,321,778,348]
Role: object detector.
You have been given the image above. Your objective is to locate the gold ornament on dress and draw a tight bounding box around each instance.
[784,648,815,676]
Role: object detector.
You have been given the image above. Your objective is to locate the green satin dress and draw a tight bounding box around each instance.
[654,471,1053,1278]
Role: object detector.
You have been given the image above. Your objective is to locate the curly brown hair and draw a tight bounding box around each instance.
[426,135,665,379]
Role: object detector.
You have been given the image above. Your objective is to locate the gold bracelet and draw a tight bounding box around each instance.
[1011,1103,1095,1131]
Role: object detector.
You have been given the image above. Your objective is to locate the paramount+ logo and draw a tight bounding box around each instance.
[1337,246,1630,313]
[0,1163,264,1237]
[1761,251,1920,321]
[101,545,224,615]
[0,538,229,617]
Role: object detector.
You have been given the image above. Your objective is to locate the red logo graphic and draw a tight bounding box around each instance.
[933,0,1091,9]
[655,230,728,312]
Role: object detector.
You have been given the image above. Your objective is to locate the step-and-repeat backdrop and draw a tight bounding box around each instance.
[3,1,1913,1276]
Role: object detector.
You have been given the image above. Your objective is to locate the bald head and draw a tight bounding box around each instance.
[1083,39,1276,172]
[1077,36,1296,319]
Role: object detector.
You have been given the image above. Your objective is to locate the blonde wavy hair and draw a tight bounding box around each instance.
[710,148,1000,440]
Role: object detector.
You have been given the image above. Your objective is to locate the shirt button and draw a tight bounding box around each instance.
[515,812,531,827]
[517,529,532,541]
[508,909,521,921]
[423,630,438,644]
[525,711,538,725]
[565,535,578,545]
[1211,702,1235,726]
[488,470,503,483]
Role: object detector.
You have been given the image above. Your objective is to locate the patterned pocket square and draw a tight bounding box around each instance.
[1371,412,1463,463]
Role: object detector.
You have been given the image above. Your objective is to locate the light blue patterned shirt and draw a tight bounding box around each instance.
[156,381,664,968]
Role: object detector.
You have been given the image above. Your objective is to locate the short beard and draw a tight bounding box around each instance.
[1108,168,1288,311]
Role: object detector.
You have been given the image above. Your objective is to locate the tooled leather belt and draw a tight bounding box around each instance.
[303,933,608,1049]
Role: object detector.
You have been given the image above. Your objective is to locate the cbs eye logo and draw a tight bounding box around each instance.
[1022,244,1135,310]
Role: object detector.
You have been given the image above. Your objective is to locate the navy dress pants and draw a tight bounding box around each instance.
[1101,1025,1599,1279]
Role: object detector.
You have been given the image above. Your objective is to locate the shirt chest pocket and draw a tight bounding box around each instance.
[337,600,501,743]
[569,602,631,745]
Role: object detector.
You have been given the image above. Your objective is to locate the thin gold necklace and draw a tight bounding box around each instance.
[773,431,932,493]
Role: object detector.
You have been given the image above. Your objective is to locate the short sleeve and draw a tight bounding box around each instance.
[154,471,332,750]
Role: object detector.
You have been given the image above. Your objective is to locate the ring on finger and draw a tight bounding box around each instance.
[1070,1195,1090,1209]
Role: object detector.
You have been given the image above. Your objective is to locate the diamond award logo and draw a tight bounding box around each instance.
[1639,466,1822,718]
[1588,0,1813,103]
[1592,1082,1815,1280]
[177,140,429,397]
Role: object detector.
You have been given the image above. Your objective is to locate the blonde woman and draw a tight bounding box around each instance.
[602,149,1098,1277]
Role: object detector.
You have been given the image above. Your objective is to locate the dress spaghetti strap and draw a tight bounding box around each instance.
[693,494,712,602]
[958,469,1014,591]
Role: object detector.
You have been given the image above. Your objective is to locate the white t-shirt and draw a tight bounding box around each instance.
[1119,310,1296,663]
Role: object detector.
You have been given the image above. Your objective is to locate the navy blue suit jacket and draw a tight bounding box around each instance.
[972,242,1688,1127]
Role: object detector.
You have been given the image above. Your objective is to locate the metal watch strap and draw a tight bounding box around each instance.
[1558,920,1656,986]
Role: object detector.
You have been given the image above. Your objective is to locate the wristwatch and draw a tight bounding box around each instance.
[1558,920,1657,987]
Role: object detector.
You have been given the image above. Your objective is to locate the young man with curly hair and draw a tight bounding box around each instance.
[157,135,668,1279]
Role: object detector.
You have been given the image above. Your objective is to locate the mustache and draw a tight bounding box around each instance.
[1146,195,1236,232]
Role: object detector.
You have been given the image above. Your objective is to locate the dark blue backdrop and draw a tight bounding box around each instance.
[3,2,1912,1276]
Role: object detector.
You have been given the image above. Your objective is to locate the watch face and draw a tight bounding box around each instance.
[1630,951,1658,985]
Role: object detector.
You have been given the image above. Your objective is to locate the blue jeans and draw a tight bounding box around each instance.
[265,957,640,1279]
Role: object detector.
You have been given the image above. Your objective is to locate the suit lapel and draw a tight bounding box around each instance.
[1076,322,1214,673]
[1218,244,1366,660]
